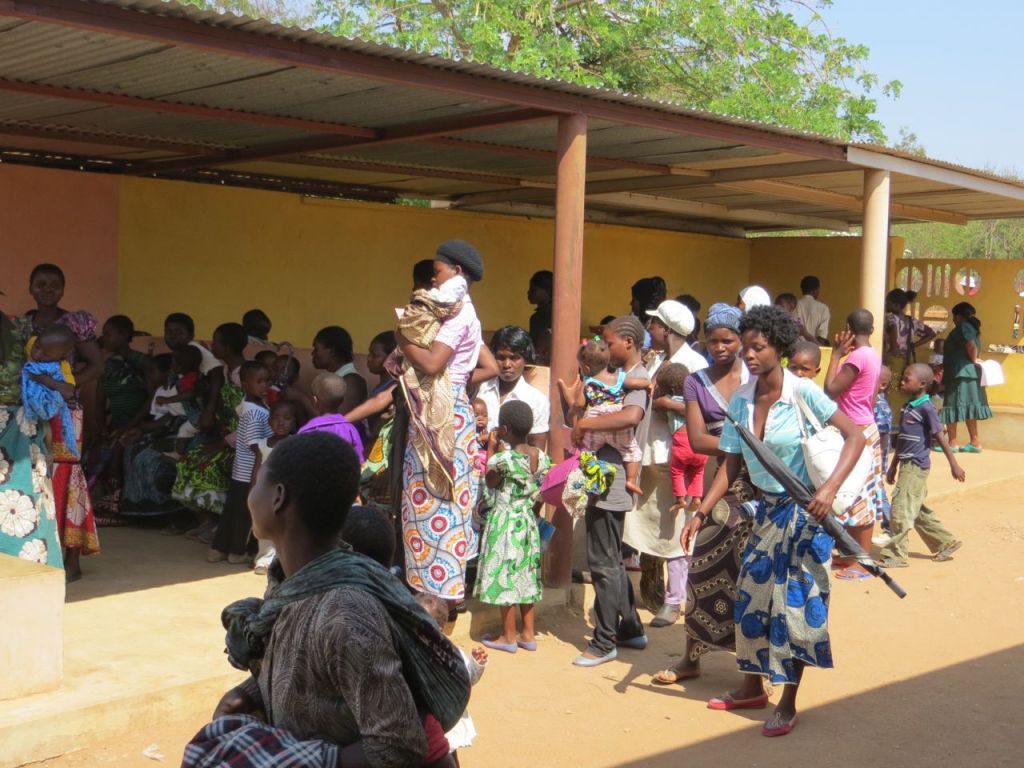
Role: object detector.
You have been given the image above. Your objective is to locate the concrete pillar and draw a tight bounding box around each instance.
[545,113,587,588]
[861,169,891,349]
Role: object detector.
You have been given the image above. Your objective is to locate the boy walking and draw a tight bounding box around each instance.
[879,363,965,568]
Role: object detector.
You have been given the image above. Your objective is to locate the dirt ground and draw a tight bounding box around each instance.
[37,479,1022,768]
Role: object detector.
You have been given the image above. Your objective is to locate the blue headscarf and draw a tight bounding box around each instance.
[705,303,743,335]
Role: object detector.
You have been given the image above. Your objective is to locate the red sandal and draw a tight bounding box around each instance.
[707,692,770,710]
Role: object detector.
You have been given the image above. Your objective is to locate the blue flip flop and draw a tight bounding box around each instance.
[517,639,538,651]
[573,649,617,667]
[482,635,518,654]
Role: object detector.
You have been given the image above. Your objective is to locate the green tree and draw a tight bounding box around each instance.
[307,0,900,142]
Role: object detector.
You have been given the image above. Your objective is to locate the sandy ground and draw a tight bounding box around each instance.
[36,477,1023,768]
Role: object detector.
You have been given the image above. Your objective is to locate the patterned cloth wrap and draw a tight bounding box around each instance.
[20,362,77,457]
[559,451,617,519]
[182,714,339,768]
[388,289,464,499]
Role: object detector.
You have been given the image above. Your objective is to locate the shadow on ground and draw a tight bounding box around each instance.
[610,644,1022,768]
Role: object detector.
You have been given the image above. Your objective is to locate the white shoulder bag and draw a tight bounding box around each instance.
[793,391,872,516]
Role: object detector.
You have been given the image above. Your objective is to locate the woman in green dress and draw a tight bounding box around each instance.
[474,400,551,654]
[941,302,991,453]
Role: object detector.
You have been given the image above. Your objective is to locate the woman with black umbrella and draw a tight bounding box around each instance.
[681,306,865,737]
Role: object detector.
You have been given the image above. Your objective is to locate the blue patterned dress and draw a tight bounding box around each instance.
[720,370,838,685]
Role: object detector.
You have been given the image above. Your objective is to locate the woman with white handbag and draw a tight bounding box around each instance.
[823,309,885,581]
[681,305,865,738]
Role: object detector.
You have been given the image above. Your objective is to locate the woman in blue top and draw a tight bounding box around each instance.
[682,306,865,738]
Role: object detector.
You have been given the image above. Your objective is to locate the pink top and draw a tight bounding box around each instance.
[835,345,882,426]
[434,295,482,388]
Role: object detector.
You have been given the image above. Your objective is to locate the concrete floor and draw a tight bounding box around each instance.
[4,447,1022,767]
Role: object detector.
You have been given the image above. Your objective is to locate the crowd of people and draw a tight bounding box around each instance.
[0,252,988,761]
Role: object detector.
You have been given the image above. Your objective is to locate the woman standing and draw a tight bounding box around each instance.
[941,302,991,452]
[682,305,865,736]
[475,326,549,449]
[311,325,368,416]
[0,304,62,568]
[24,264,104,580]
[652,303,752,685]
[824,309,884,580]
[624,300,707,627]
[397,241,486,602]
[883,289,935,387]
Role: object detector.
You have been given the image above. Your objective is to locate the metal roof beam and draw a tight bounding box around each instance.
[0,0,846,160]
[0,78,376,137]
[0,120,219,155]
[846,147,1024,203]
[456,201,747,238]
[130,108,551,176]
[279,153,556,188]
[587,191,851,231]
[451,160,852,207]
[423,137,711,177]
[720,179,969,225]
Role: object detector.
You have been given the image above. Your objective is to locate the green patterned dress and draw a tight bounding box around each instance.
[474,448,551,606]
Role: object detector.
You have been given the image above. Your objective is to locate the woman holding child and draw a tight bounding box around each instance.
[23,263,104,580]
[624,300,708,628]
[396,240,486,601]
[681,305,865,737]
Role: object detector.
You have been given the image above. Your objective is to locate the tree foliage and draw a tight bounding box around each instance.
[300,0,898,142]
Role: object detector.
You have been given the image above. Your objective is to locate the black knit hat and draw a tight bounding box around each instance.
[435,240,484,282]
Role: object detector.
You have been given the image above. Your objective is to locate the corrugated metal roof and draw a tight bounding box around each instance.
[0,0,1022,235]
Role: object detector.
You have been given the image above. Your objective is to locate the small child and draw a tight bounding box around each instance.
[254,349,278,369]
[251,399,301,575]
[561,338,648,496]
[878,363,965,568]
[208,361,272,564]
[416,592,487,760]
[153,345,203,455]
[928,337,945,396]
[776,292,815,343]
[788,339,822,379]
[341,504,397,569]
[656,363,707,513]
[472,397,489,449]
[22,325,79,456]
[475,401,551,653]
[298,372,366,462]
[871,366,895,545]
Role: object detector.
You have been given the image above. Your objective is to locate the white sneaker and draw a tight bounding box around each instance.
[872,533,892,548]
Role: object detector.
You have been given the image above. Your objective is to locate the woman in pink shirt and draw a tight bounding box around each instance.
[824,308,884,580]
[395,240,492,605]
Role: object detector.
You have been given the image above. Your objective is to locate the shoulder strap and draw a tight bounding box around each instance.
[696,369,730,413]
[792,385,824,437]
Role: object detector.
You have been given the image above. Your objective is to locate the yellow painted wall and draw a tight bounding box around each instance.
[117,177,750,351]
[748,235,905,339]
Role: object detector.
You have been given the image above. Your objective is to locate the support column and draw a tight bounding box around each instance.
[861,169,891,350]
[545,113,587,589]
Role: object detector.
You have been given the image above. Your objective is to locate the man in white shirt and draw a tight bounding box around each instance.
[795,275,831,345]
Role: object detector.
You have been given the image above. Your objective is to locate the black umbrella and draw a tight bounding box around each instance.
[726,415,907,599]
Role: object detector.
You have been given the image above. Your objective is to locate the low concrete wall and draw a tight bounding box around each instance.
[0,555,64,701]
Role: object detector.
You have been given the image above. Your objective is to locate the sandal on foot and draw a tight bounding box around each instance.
[835,567,871,581]
[762,712,798,737]
[516,639,538,651]
[482,635,518,654]
[651,667,700,686]
[933,540,963,561]
[959,444,982,454]
[707,692,770,711]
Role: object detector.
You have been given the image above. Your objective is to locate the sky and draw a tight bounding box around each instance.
[820,0,1024,172]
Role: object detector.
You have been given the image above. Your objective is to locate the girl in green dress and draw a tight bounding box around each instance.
[475,400,551,654]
